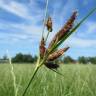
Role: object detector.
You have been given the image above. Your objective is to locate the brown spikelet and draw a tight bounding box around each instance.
[47,47,70,61]
[39,37,46,58]
[48,11,77,49]
[46,16,53,32]
[45,62,59,69]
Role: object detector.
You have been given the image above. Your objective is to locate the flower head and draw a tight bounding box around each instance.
[48,11,77,49]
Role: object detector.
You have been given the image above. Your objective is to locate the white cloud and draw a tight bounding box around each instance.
[0,22,43,44]
[59,20,96,48]
[52,0,77,25]
[85,21,96,34]
[0,32,39,44]
[0,0,32,19]
[75,21,96,39]
[83,0,89,5]
[65,37,96,48]
[0,0,96,49]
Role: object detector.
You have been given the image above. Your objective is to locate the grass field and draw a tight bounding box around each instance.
[0,64,96,96]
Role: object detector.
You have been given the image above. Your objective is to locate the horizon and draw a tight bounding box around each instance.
[0,0,96,59]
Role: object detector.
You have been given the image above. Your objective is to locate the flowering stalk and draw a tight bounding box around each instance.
[45,16,53,43]
[7,50,18,96]
[22,5,96,96]
[41,0,49,39]
[48,11,77,49]
[22,60,40,96]
[39,37,46,59]
[47,47,69,61]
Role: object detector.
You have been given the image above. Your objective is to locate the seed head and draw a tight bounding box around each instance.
[48,11,77,49]
[47,47,70,61]
[39,37,46,58]
[46,16,53,32]
[45,62,59,69]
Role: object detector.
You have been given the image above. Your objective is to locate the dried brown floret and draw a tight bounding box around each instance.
[47,47,70,61]
[46,16,53,32]
[39,37,46,58]
[48,11,77,49]
[45,62,59,69]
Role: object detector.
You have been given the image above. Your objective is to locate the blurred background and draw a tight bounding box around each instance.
[0,0,96,63]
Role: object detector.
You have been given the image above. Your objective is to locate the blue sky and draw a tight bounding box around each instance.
[0,0,96,59]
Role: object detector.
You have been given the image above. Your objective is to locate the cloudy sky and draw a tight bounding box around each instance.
[0,0,96,59]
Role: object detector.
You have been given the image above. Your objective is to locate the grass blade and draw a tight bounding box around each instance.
[7,50,18,96]
[22,66,40,96]
[49,68,65,77]
[53,7,96,50]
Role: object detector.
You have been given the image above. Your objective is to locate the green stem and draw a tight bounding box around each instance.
[45,31,50,42]
[22,65,40,96]
[41,0,49,39]
[52,7,96,50]
[7,50,18,96]
[50,69,65,77]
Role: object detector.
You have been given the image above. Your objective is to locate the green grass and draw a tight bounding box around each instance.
[0,64,96,96]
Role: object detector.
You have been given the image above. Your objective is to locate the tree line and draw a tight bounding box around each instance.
[0,53,96,64]
[0,53,37,63]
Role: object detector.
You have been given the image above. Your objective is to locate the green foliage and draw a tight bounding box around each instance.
[88,57,96,64]
[63,56,76,64]
[1,53,96,64]
[78,56,96,64]
[12,53,37,63]
[3,55,8,60]
[78,56,88,64]
[0,64,96,96]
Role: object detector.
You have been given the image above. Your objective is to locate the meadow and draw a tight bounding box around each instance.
[0,64,96,96]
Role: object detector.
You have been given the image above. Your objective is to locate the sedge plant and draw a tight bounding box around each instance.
[22,2,96,96]
[7,50,18,96]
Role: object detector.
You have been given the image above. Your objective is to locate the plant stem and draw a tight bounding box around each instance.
[22,57,41,96]
[22,65,40,96]
[22,1,49,95]
[45,31,50,43]
[50,69,65,77]
[7,50,18,96]
[41,0,49,39]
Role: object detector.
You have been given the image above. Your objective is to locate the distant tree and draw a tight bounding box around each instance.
[78,56,88,64]
[9,53,96,64]
[78,56,96,64]
[12,53,23,63]
[0,55,8,64]
[33,55,38,62]
[88,57,96,64]
[3,55,8,60]
[63,56,76,64]
[22,54,34,62]
[12,53,35,63]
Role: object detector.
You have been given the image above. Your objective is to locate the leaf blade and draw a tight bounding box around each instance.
[53,7,96,50]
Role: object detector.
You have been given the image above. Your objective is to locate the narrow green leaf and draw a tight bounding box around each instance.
[52,7,96,51]
[49,68,65,77]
